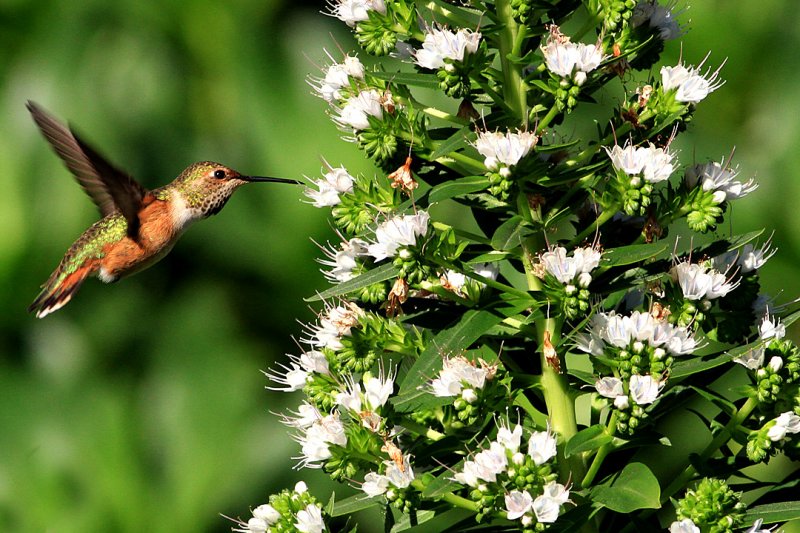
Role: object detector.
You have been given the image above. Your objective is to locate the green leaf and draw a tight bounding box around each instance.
[743,501,800,524]
[391,510,436,532]
[671,339,757,379]
[330,493,383,517]
[393,308,511,412]
[429,126,473,161]
[565,424,613,457]
[490,216,533,251]
[304,263,400,302]
[392,509,474,532]
[422,470,462,498]
[369,70,440,89]
[429,175,490,203]
[689,386,736,415]
[601,242,670,267]
[591,462,661,512]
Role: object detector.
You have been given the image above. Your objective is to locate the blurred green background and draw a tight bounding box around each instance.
[0,1,798,532]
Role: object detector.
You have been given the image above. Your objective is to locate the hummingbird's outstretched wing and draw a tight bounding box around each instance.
[27,101,149,239]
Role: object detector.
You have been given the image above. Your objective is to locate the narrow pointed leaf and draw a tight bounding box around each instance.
[369,70,440,89]
[601,242,670,267]
[743,501,800,524]
[429,175,489,203]
[305,264,400,302]
[330,493,383,516]
[491,215,533,251]
[429,126,473,161]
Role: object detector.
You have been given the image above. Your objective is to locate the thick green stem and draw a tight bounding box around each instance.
[567,205,617,247]
[496,0,527,124]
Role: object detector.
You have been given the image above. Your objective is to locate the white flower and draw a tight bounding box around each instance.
[238,517,268,533]
[430,355,493,397]
[441,270,467,295]
[305,166,355,207]
[281,402,323,429]
[576,310,696,357]
[661,56,725,104]
[541,30,604,85]
[384,455,415,488]
[734,346,765,370]
[474,130,538,171]
[760,314,786,340]
[768,356,783,373]
[685,160,757,203]
[532,482,569,523]
[363,367,395,409]
[297,413,347,467]
[605,141,674,183]
[629,374,664,405]
[767,411,800,441]
[670,518,700,533]
[253,504,281,525]
[744,518,779,533]
[739,241,776,273]
[312,53,365,102]
[320,238,368,283]
[595,376,624,398]
[331,0,386,27]
[528,426,558,465]
[295,504,325,533]
[497,422,524,453]
[265,350,329,392]
[362,471,390,497]
[541,246,602,285]
[336,89,383,130]
[367,211,430,261]
[335,377,363,412]
[670,261,739,301]
[415,27,481,70]
[505,490,533,520]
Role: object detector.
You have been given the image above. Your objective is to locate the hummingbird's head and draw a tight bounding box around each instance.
[175,161,298,218]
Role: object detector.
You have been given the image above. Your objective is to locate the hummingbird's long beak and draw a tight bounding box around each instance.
[242,175,302,185]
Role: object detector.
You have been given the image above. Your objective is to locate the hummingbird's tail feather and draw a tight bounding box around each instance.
[28,265,94,318]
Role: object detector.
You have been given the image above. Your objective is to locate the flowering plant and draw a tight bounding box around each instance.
[235,1,800,531]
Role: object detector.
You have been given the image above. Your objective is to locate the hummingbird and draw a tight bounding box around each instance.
[26,101,299,318]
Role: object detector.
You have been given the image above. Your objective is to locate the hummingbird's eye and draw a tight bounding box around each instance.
[213,169,226,179]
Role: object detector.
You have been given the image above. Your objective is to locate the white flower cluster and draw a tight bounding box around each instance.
[670,260,739,301]
[330,0,386,27]
[767,411,800,442]
[362,454,415,497]
[292,409,348,468]
[631,1,685,41]
[661,56,725,104]
[576,310,697,357]
[540,246,602,288]
[415,26,481,70]
[302,302,363,352]
[335,89,384,131]
[541,26,604,85]
[430,355,497,403]
[474,130,538,177]
[453,423,568,525]
[440,263,499,297]
[305,166,356,208]
[685,159,757,204]
[311,54,365,103]
[712,240,776,275]
[367,211,430,261]
[605,140,675,184]
[595,374,665,409]
[233,482,326,533]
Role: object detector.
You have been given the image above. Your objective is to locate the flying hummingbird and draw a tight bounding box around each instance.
[27,101,299,318]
